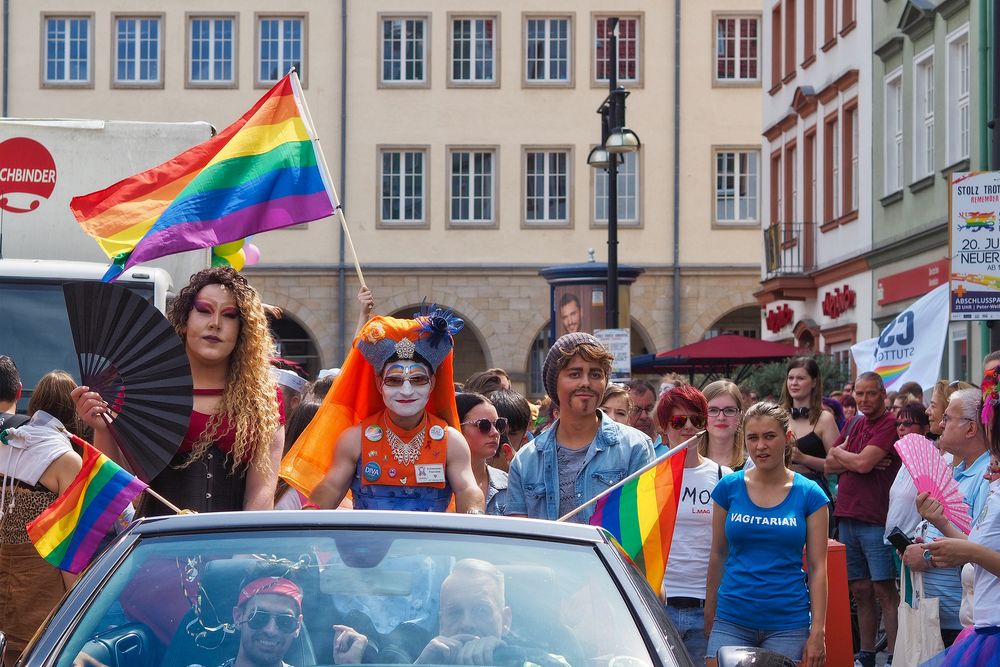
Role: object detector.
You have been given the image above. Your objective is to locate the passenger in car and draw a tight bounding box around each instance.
[415,559,569,667]
[205,576,368,667]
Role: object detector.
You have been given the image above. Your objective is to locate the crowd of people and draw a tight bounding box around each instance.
[3,268,1000,667]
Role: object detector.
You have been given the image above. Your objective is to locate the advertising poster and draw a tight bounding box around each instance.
[594,328,631,382]
[553,285,605,336]
[950,171,1000,320]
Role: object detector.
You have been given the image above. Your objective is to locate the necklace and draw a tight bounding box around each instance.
[383,415,427,465]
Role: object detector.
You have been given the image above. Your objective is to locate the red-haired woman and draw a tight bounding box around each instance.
[657,385,732,665]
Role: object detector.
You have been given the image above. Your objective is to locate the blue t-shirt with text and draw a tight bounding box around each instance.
[712,471,829,630]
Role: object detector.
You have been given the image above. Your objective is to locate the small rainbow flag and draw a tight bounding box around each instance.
[70,71,335,281]
[875,361,911,388]
[27,440,147,574]
[589,451,686,595]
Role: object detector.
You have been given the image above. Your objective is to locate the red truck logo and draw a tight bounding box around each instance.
[0,138,57,213]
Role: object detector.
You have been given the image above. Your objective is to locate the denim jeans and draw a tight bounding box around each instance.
[706,618,811,662]
[666,604,707,666]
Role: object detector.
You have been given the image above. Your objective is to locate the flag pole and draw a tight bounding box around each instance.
[142,487,187,515]
[288,70,366,289]
[557,430,705,523]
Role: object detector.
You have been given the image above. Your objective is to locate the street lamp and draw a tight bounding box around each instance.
[588,18,641,330]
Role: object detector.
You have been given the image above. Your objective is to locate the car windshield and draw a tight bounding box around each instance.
[55,529,655,667]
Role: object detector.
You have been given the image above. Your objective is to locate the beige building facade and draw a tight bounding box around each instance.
[1,0,762,394]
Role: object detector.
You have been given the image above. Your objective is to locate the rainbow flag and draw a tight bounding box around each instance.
[589,451,685,595]
[27,441,147,574]
[70,71,335,281]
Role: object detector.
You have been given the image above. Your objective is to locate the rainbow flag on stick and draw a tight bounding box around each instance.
[565,437,694,596]
[71,71,336,281]
[27,440,147,574]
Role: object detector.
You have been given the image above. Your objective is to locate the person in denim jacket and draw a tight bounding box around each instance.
[505,333,653,523]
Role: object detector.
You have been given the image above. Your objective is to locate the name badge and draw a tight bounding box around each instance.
[414,463,446,484]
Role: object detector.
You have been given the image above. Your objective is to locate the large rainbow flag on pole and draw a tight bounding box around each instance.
[587,447,687,595]
[70,71,336,281]
[27,440,147,574]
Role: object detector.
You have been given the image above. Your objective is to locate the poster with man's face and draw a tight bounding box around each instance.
[555,285,604,336]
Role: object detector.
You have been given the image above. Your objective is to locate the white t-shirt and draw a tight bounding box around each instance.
[970,482,1000,627]
[661,458,732,599]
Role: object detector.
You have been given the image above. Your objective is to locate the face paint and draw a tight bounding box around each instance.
[380,361,432,417]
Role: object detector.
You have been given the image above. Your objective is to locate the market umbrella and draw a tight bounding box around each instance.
[64,281,193,483]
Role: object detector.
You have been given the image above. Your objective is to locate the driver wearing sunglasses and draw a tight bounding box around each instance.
[228,577,368,667]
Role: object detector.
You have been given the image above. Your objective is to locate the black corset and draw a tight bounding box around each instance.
[141,445,246,516]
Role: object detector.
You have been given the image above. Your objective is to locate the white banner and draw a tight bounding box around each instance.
[850,283,949,392]
[594,328,631,382]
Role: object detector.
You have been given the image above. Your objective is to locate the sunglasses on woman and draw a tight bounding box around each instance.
[896,420,917,428]
[667,414,707,430]
[461,417,509,434]
[243,609,300,633]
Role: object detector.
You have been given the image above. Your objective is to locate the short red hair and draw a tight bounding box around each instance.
[655,385,708,432]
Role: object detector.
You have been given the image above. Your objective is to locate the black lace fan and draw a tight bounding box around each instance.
[64,281,193,483]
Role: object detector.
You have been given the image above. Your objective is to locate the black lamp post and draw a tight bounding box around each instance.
[587,18,641,330]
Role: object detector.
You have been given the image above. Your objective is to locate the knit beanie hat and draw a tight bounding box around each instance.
[542,332,604,406]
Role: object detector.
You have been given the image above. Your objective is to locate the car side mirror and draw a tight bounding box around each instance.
[716,646,798,667]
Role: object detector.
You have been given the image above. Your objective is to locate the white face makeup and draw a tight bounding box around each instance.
[380,361,433,417]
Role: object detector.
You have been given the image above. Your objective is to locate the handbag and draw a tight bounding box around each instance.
[894,566,945,667]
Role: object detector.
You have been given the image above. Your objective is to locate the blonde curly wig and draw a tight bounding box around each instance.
[167,266,279,474]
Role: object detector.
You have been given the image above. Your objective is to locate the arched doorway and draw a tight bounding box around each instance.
[705,305,761,339]
[388,305,489,384]
[267,312,321,376]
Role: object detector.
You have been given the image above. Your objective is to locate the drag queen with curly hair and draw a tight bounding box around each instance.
[74,266,285,514]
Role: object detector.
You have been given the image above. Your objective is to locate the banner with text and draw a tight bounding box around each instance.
[850,283,949,392]
[594,328,631,383]
[951,171,1000,319]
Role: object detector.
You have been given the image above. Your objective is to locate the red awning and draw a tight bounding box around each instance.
[654,334,802,365]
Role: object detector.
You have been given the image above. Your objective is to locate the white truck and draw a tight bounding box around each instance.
[0,120,215,405]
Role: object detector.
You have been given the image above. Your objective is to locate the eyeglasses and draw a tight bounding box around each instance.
[461,417,509,434]
[630,405,655,415]
[382,375,430,387]
[708,407,740,418]
[941,415,972,425]
[667,414,707,430]
[896,420,917,428]
[243,609,300,633]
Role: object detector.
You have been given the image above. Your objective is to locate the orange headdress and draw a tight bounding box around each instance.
[279,309,462,497]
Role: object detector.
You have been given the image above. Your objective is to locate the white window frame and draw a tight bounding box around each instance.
[523,15,572,86]
[809,131,818,223]
[448,147,497,227]
[42,14,93,87]
[714,148,759,225]
[714,15,760,83]
[593,15,641,86]
[187,15,237,88]
[449,15,497,86]
[946,24,971,165]
[775,151,784,224]
[850,107,859,211]
[913,47,935,180]
[830,119,841,219]
[380,15,429,87]
[378,147,428,228]
[594,151,640,227]
[112,15,163,88]
[256,15,305,88]
[523,147,572,227]
[883,67,903,195]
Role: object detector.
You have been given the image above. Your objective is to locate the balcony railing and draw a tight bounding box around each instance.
[763,222,817,280]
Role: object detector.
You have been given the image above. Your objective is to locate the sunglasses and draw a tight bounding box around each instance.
[461,417,509,434]
[243,609,300,633]
[667,414,707,430]
[896,420,917,428]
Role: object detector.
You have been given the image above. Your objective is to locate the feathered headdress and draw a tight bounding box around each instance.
[981,366,1000,426]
